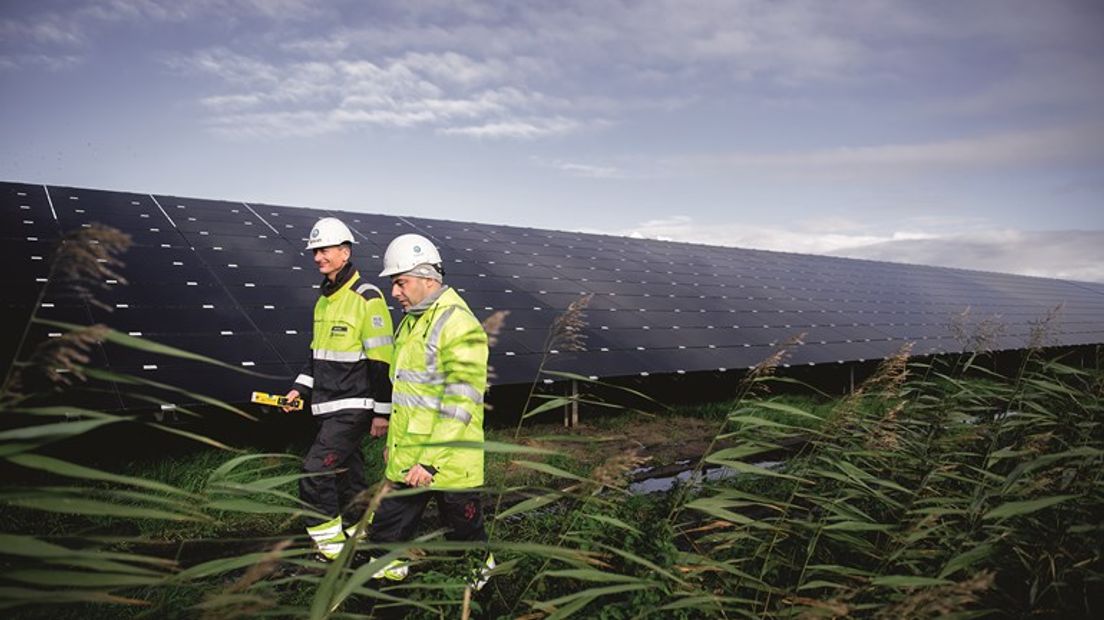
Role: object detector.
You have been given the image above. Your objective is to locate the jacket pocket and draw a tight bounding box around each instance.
[406,407,435,435]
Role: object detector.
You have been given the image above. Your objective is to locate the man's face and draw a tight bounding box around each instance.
[313,245,350,279]
[391,274,434,309]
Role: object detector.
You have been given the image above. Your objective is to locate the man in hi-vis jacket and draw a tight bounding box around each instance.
[284,217,394,560]
[369,233,494,588]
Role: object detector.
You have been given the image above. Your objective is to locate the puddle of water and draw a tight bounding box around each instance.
[628,461,783,494]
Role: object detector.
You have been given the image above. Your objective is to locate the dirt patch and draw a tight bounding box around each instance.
[493,415,730,486]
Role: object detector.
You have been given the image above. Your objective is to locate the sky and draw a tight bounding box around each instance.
[2,0,1103,282]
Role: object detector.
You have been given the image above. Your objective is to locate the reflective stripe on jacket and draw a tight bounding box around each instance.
[293,265,394,416]
[386,286,488,488]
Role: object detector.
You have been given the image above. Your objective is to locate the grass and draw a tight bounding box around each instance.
[673,393,835,426]
[6,350,1100,617]
[7,402,804,542]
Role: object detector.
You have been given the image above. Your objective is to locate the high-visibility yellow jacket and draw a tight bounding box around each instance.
[293,263,394,416]
[386,286,488,488]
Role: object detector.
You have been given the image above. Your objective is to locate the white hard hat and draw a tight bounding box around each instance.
[306,217,354,250]
[379,233,442,277]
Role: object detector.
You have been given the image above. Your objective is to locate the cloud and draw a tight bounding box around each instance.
[1,0,322,51]
[160,1,916,140]
[614,215,894,255]
[9,1,1097,142]
[537,158,626,179]
[0,10,88,70]
[0,0,327,75]
[6,0,1102,151]
[288,1,877,87]
[930,52,1104,118]
[169,48,282,90]
[439,117,582,139]
[204,109,340,139]
[0,53,83,72]
[831,230,1104,283]
[0,0,312,72]
[0,14,84,46]
[169,46,589,139]
[199,93,264,112]
[398,51,510,88]
[668,124,1104,179]
[612,215,1104,283]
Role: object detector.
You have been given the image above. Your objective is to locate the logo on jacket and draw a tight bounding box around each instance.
[330,325,349,336]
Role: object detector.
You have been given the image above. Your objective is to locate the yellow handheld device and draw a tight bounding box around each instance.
[251,391,304,410]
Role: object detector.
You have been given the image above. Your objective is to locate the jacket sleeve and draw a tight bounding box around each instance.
[293,352,314,398]
[359,288,395,416]
[418,310,488,474]
[368,360,392,415]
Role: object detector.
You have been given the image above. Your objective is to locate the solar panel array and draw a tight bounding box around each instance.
[4,181,1103,409]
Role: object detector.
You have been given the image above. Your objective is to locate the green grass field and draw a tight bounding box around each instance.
[3,343,1102,618]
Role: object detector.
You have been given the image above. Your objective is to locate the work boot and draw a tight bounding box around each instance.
[344,510,374,541]
[370,558,409,581]
[469,553,496,591]
[306,516,346,561]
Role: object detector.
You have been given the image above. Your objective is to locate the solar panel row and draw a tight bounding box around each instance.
[3,181,1103,409]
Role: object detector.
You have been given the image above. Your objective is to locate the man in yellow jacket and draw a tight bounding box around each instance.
[284,217,393,561]
[370,233,493,585]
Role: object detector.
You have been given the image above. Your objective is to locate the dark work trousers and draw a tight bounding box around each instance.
[369,486,486,544]
[300,411,374,528]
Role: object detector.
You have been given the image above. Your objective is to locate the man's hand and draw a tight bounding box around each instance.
[370,415,389,437]
[282,389,301,413]
[403,464,434,487]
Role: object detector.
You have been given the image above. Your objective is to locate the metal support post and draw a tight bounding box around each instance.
[571,379,579,427]
[563,380,579,428]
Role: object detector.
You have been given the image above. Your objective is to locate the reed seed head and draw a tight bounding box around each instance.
[13,324,111,392]
[481,310,510,396]
[948,306,1006,353]
[742,332,806,396]
[51,224,132,311]
[877,570,994,618]
[549,294,592,353]
[1027,304,1063,351]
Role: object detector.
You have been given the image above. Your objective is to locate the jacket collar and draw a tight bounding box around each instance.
[321,261,356,297]
[405,284,450,315]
